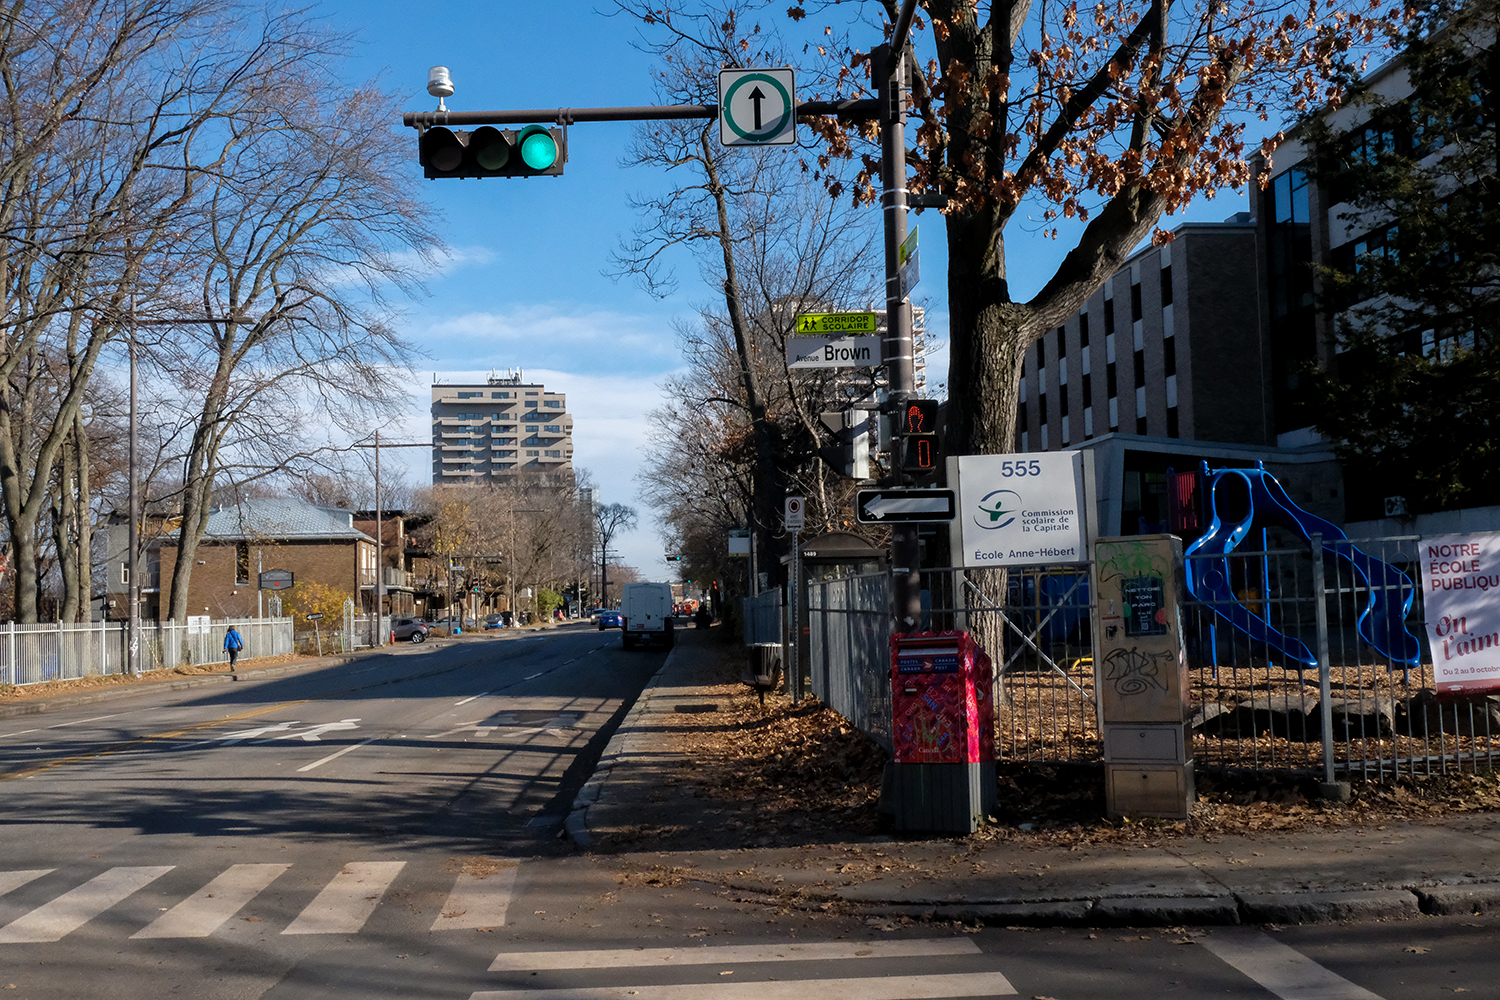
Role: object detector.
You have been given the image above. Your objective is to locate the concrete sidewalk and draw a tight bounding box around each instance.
[570,629,1500,927]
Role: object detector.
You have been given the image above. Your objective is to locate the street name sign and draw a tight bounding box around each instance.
[795,311,878,334]
[305,612,325,621]
[856,488,957,524]
[788,335,881,368]
[719,68,796,146]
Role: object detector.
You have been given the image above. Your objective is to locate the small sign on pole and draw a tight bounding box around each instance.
[784,496,805,531]
[795,312,878,334]
[719,68,796,146]
[258,569,294,591]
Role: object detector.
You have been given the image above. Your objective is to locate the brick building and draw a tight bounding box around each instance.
[104,497,378,621]
[1014,216,1345,535]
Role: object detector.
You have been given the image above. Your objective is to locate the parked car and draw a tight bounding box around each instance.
[391,617,429,644]
[483,614,505,630]
[620,582,674,649]
[596,609,623,630]
[432,615,476,630]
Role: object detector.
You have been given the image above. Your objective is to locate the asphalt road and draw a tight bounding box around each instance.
[1,624,1496,999]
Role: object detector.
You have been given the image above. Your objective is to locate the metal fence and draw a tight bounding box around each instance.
[1,617,294,687]
[742,590,783,647]
[804,536,1500,782]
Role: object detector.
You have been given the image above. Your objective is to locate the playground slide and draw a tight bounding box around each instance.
[1184,463,1422,668]
[1185,470,1318,669]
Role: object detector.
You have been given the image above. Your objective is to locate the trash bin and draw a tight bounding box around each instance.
[743,642,782,706]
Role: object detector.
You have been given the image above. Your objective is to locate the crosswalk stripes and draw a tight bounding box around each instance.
[473,939,1017,1000]
[432,864,518,930]
[281,861,406,935]
[0,866,173,944]
[131,864,291,939]
[1200,929,1388,1000]
[0,858,519,943]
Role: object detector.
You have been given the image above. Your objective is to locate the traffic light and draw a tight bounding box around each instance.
[419,124,564,179]
[900,398,940,475]
[666,554,682,562]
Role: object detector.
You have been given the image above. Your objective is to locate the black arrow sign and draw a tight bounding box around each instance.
[748,86,765,130]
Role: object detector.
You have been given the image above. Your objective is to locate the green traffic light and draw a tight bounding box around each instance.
[471,126,509,170]
[518,124,557,170]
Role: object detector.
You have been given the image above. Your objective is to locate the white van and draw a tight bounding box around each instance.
[620,582,674,649]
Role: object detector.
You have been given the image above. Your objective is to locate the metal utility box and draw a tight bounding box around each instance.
[888,630,996,832]
[1092,534,1194,820]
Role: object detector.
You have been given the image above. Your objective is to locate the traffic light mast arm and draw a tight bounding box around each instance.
[402,98,879,130]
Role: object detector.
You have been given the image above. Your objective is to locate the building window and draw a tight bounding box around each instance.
[1137,415,1148,435]
[1104,297,1116,336]
[492,391,510,398]
[1164,337,1177,377]
[1167,407,1180,438]
[1106,362,1117,398]
[544,449,561,457]
[1038,392,1048,430]
[235,542,250,585]
[525,424,539,432]
[1273,168,1311,225]
[544,400,562,408]
[1056,326,1066,360]
[1130,282,1143,322]
[456,391,481,399]
[525,450,539,457]
[544,424,561,433]
[1079,312,1090,347]
[1036,335,1046,368]
[1133,350,1146,388]
[1082,373,1092,401]
[1159,265,1173,307]
[1060,386,1070,417]
[526,391,539,396]
[1018,400,1027,429]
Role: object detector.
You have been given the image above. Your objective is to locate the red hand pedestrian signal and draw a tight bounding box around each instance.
[900,399,940,475]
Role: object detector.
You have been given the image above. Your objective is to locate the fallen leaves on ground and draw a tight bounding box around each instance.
[0,653,308,702]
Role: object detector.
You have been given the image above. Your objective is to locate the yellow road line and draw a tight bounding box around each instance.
[0,700,310,782]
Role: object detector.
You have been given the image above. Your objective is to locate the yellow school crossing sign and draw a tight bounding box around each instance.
[795,312,878,335]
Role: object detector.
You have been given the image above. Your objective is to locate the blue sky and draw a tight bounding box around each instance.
[327,2,1253,577]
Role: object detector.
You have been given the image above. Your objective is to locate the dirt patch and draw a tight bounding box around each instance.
[0,653,311,704]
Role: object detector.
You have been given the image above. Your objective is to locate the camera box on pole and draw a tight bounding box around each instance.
[1092,534,1194,819]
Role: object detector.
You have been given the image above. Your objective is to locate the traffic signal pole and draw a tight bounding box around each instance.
[879,0,924,630]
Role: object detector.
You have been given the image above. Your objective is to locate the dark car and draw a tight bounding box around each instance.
[391,617,429,644]
[596,609,623,630]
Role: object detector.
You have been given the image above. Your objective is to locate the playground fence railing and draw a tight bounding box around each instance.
[804,540,1498,781]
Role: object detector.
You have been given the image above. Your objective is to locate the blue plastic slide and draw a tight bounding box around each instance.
[1183,462,1422,668]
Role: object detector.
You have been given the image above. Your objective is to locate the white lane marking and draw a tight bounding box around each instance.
[255,719,360,743]
[297,736,380,772]
[1200,930,1387,1000]
[182,721,300,748]
[1,714,124,739]
[130,864,290,939]
[432,864,519,930]
[455,692,490,706]
[489,938,982,971]
[522,672,544,680]
[0,866,174,944]
[0,870,52,898]
[281,861,405,935]
[469,972,1014,1000]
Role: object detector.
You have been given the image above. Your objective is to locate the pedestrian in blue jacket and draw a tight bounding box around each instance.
[224,626,244,672]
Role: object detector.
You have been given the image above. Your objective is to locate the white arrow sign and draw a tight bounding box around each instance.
[855,488,957,523]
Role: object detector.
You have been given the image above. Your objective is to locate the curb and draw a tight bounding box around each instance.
[567,647,679,847]
[714,881,1500,928]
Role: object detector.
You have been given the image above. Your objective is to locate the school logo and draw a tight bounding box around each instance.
[974,489,1021,530]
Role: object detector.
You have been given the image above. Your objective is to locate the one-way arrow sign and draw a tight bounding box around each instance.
[856,488,956,524]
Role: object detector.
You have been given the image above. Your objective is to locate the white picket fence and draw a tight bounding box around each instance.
[0,617,295,688]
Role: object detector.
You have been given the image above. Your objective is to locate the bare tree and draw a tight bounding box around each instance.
[595,502,638,606]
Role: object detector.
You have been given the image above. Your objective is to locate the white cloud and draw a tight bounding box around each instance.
[412,305,684,375]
